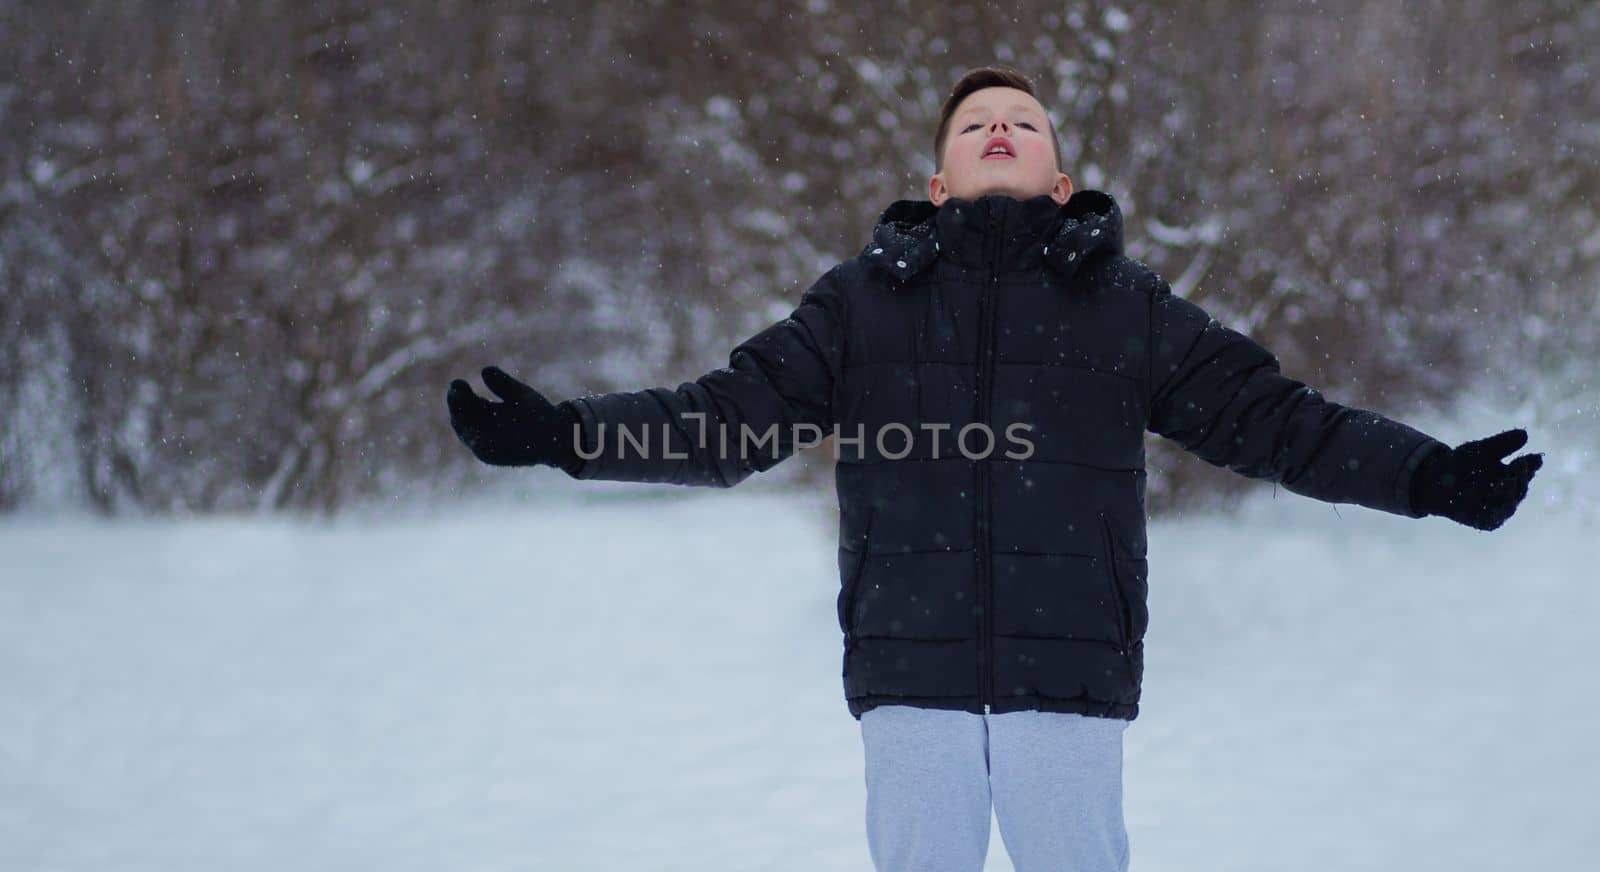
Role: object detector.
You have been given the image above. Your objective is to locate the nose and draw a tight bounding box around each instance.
[987,118,1012,134]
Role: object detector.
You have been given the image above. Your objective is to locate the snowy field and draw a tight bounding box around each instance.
[2,435,1596,870]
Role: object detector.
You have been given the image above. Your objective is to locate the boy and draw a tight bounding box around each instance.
[447,67,1542,872]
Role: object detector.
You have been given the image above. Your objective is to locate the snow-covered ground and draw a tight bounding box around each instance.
[2,429,1595,870]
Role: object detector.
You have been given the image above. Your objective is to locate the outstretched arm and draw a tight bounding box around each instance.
[1142,266,1448,518]
[558,264,846,487]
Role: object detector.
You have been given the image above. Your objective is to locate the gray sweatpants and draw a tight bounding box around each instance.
[859,705,1131,872]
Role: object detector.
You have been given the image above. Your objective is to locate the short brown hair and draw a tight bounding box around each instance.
[933,66,1062,173]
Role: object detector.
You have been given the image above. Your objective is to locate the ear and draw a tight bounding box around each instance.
[928,172,949,207]
[1049,172,1074,205]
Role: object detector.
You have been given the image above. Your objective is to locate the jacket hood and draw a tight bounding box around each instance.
[860,189,1124,283]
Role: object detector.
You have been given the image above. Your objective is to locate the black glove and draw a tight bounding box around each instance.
[1409,428,1542,530]
[446,366,586,474]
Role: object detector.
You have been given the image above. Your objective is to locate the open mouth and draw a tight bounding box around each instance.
[982,137,1016,160]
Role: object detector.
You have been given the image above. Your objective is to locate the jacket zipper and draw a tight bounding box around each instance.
[1098,513,1131,655]
[976,210,1001,714]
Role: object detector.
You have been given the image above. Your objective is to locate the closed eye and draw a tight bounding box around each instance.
[962,122,1039,132]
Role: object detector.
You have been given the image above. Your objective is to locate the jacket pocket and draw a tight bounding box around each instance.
[1097,513,1132,653]
[839,507,876,645]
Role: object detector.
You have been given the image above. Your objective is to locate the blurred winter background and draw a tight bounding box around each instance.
[1,1,1596,870]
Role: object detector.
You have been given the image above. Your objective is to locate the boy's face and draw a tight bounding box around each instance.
[929,86,1073,207]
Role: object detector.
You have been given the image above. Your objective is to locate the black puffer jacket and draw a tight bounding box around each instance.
[563,190,1446,721]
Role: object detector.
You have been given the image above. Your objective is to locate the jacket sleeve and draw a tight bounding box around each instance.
[1141,266,1447,517]
[558,264,846,487]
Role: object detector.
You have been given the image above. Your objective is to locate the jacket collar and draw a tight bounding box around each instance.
[860,189,1123,283]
